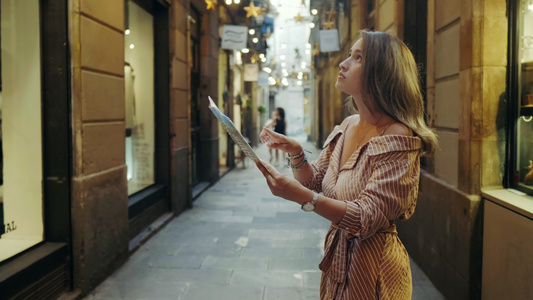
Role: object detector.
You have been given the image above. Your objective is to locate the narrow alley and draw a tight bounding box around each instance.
[85,140,444,300]
[2,1,532,299]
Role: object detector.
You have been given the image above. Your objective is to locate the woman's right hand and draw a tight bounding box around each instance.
[259,127,302,155]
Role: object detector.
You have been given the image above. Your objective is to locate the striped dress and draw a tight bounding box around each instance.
[303,115,422,299]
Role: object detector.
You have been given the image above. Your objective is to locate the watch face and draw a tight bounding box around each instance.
[302,202,315,212]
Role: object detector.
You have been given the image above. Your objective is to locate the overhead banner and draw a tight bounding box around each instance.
[244,64,259,82]
[319,29,340,52]
[221,25,248,50]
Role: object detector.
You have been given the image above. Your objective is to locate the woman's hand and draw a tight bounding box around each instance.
[260,127,302,155]
[255,160,311,205]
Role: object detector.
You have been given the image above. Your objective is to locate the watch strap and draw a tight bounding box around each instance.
[301,192,318,211]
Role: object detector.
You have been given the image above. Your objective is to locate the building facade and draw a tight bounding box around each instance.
[2,0,532,299]
[311,0,532,299]
[0,0,228,298]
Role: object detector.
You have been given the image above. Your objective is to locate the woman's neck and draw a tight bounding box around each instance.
[353,97,386,126]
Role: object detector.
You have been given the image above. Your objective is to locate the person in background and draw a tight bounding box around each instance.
[256,30,438,299]
[264,110,277,163]
[271,107,287,166]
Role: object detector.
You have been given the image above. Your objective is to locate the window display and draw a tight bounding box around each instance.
[125,1,155,195]
[0,0,44,262]
[514,1,533,194]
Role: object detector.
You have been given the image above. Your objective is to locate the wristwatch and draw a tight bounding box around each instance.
[301,192,319,212]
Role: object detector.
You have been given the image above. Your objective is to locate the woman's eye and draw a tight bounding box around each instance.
[355,55,362,61]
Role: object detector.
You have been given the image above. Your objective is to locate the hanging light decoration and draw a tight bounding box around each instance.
[323,6,337,29]
[326,7,337,20]
[323,21,334,29]
[205,0,217,10]
[244,1,262,18]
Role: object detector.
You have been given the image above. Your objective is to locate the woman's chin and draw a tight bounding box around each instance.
[334,82,344,92]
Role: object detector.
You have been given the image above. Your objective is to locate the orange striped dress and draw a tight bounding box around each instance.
[303,115,422,299]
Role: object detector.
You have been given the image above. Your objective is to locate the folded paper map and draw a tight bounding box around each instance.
[208,96,260,163]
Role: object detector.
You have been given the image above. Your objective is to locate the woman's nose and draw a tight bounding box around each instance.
[339,61,346,70]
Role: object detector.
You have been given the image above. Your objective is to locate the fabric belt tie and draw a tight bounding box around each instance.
[318,224,397,283]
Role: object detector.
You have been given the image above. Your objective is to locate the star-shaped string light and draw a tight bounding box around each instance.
[294,13,304,22]
[324,21,334,29]
[326,8,337,21]
[312,44,320,56]
[244,2,262,18]
[205,0,217,10]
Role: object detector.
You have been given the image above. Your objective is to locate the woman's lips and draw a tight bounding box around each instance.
[338,73,345,79]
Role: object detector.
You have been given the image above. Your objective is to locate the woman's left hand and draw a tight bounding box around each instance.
[255,160,309,204]
[260,127,301,155]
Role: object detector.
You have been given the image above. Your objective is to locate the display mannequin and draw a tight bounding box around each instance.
[124,63,137,182]
[124,62,137,135]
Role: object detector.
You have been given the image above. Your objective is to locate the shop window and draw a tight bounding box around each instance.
[124,0,170,240]
[0,0,44,262]
[508,0,533,195]
[125,0,155,195]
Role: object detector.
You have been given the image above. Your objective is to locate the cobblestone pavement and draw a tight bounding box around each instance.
[85,137,445,300]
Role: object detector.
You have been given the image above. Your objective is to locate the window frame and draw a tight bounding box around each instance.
[506,0,533,196]
[125,0,171,239]
[0,0,72,296]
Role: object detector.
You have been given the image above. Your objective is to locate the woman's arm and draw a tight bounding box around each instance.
[255,161,346,224]
[337,151,421,240]
[256,148,421,237]
[259,127,316,183]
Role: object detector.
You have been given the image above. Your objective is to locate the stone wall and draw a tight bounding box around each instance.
[69,0,129,294]
[170,0,192,212]
[68,0,199,295]
[397,0,508,299]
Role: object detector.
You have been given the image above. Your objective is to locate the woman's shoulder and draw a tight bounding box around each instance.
[382,122,413,137]
[340,114,359,130]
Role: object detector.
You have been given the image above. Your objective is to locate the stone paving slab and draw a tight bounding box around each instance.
[85,140,445,300]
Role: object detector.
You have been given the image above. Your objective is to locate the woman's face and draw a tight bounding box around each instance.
[335,39,364,97]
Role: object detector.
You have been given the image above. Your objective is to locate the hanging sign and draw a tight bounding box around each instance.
[319,29,340,52]
[258,71,269,86]
[244,64,259,82]
[221,25,248,50]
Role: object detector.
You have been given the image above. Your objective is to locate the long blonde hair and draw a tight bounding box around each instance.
[348,30,438,155]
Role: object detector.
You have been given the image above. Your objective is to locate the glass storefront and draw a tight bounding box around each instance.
[0,0,44,262]
[125,0,156,196]
[511,0,533,194]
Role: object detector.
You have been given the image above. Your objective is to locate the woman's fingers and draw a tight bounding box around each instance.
[261,160,279,176]
[256,160,272,178]
[256,160,284,190]
[257,160,303,202]
[260,127,277,143]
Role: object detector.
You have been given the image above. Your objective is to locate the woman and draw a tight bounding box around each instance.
[264,110,278,162]
[271,107,287,165]
[256,30,437,299]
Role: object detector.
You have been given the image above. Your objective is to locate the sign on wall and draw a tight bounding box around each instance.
[244,63,259,82]
[258,71,269,86]
[319,29,340,52]
[221,25,248,50]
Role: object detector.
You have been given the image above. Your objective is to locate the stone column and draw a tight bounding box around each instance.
[69,0,129,294]
[459,0,508,194]
[170,0,192,211]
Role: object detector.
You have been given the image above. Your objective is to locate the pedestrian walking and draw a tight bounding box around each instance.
[256,30,438,299]
[270,107,287,166]
[264,110,278,163]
